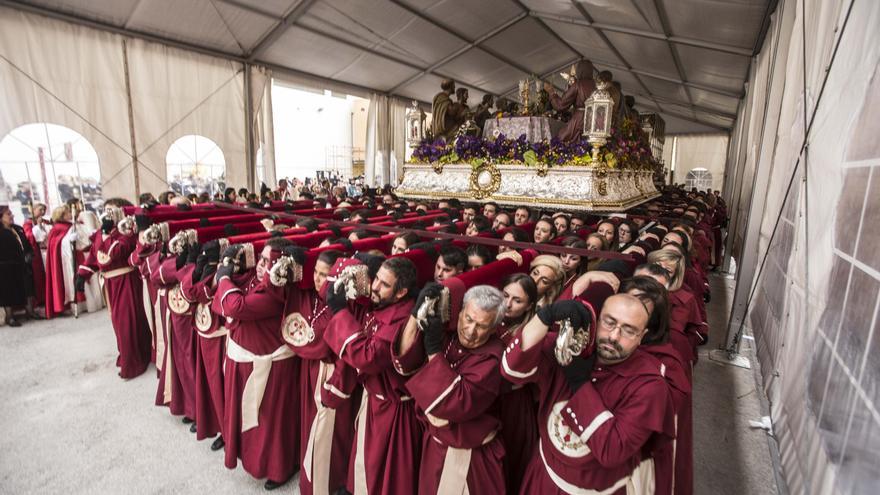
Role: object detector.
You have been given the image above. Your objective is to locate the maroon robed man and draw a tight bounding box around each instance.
[397,283,508,495]
[76,211,151,379]
[502,295,675,494]
[212,238,300,490]
[323,256,422,495]
[22,216,47,306]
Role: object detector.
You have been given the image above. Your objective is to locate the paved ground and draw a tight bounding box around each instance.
[0,272,779,494]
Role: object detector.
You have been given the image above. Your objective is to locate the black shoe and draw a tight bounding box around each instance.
[210,436,225,451]
[28,313,44,320]
[264,477,292,491]
[182,417,194,424]
[190,423,197,433]
[7,319,21,327]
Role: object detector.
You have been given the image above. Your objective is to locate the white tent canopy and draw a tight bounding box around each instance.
[3,0,773,133]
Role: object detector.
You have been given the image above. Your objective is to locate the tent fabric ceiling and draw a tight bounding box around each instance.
[9,0,774,133]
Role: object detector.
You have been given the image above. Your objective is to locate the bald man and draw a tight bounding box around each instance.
[501,294,675,494]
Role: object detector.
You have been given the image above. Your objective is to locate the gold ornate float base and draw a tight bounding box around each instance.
[395,163,659,212]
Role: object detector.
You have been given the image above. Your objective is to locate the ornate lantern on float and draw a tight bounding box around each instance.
[406,100,426,148]
[583,79,614,162]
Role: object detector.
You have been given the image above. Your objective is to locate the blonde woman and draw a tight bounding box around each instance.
[529,254,565,308]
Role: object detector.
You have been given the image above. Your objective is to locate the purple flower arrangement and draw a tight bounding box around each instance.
[410,124,658,171]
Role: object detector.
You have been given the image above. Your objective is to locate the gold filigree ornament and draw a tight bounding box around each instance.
[468,163,502,200]
[595,169,608,197]
[535,162,549,177]
[432,162,444,174]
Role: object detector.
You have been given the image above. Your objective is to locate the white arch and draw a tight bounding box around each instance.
[0,122,102,223]
[165,135,226,198]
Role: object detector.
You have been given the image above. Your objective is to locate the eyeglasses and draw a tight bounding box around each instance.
[599,315,642,339]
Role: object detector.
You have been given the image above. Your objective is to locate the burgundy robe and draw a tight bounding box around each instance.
[150,257,185,414]
[502,337,674,494]
[181,268,227,440]
[668,289,706,371]
[22,219,46,305]
[402,334,507,495]
[283,287,359,495]
[549,77,596,142]
[44,222,73,319]
[77,229,151,379]
[160,258,198,420]
[213,272,300,482]
[642,343,692,495]
[129,241,163,364]
[497,320,539,494]
[324,299,423,495]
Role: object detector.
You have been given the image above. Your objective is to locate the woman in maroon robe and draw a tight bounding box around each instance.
[76,212,151,379]
[281,249,359,495]
[496,273,540,494]
[212,239,300,490]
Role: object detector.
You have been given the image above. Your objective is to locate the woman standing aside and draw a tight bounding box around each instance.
[0,205,33,327]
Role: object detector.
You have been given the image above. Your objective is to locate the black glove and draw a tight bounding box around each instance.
[269,230,283,238]
[561,354,596,393]
[353,252,385,279]
[175,244,190,270]
[221,244,244,262]
[187,242,201,264]
[215,262,235,282]
[282,245,308,266]
[201,240,221,263]
[199,217,210,227]
[326,282,348,314]
[411,282,444,318]
[537,300,592,329]
[135,215,151,231]
[101,218,115,234]
[423,316,445,355]
[74,275,86,293]
[703,290,711,304]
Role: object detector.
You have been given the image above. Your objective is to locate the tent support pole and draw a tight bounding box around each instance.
[244,62,255,192]
[121,39,141,199]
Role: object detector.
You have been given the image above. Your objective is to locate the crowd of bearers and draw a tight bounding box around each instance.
[79,182,725,494]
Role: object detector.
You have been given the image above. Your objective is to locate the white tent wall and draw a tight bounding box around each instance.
[364,94,406,187]
[0,6,272,203]
[725,0,880,493]
[125,37,247,197]
[0,6,133,200]
[666,134,730,191]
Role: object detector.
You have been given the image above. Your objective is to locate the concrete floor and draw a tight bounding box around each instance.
[0,272,779,494]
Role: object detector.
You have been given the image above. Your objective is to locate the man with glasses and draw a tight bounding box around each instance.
[492,211,512,231]
[501,294,674,494]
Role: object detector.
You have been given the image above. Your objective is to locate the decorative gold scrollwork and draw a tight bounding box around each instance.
[595,169,608,197]
[469,163,502,200]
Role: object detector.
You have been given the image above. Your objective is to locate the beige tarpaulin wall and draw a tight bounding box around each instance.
[0,6,273,201]
[724,0,880,492]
